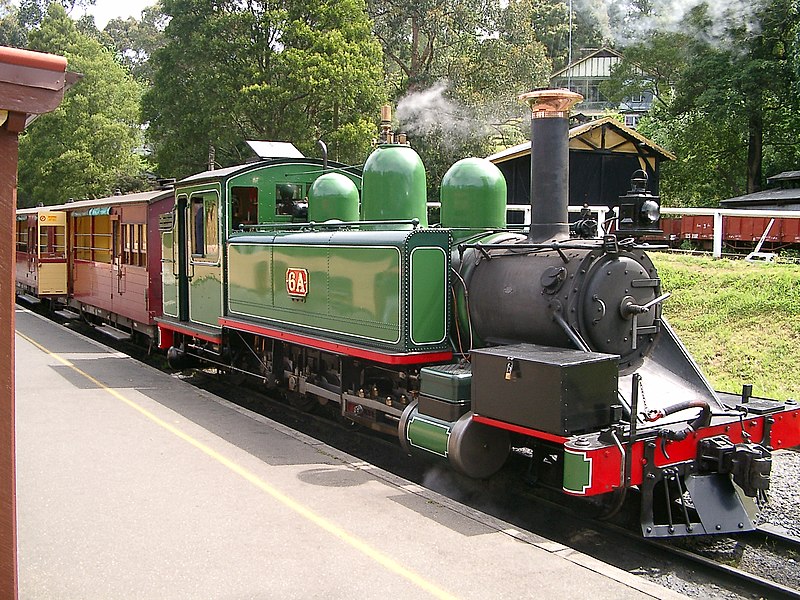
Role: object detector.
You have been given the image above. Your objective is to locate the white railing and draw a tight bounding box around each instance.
[427,203,800,259]
[427,203,613,235]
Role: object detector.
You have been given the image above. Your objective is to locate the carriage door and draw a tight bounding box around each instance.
[36,211,68,295]
[187,191,222,326]
[161,195,189,320]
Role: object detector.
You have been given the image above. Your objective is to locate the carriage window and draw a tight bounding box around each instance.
[16,220,28,253]
[139,224,146,265]
[39,224,66,259]
[190,194,219,261]
[72,215,112,263]
[74,216,92,260]
[93,216,112,263]
[122,224,130,264]
[232,186,258,229]
[119,223,147,266]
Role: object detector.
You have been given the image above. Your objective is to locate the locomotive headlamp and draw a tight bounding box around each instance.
[640,199,660,223]
[616,169,663,237]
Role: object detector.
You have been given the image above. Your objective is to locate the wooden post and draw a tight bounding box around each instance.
[0,112,21,600]
[0,46,71,600]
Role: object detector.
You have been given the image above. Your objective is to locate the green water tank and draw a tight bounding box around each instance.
[440,158,506,238]
[307,173,360,222]
[361,144,428,228]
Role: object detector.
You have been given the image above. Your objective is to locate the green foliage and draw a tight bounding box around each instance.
[368,0,555,201]
[17,4,150,206]
[527,0,604,71]
[143,0,384,179]
[368,0,497,94]
[639,107,749,207]
[616,0,800,206]
[0,0,95,46]
[102,4,168,84]
[0,0,26,46]
[653,253,800,400]
[602,31,687,111]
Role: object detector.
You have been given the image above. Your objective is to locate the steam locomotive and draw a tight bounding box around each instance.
[18,89,800,538]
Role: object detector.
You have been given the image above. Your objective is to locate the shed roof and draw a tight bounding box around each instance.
[487,117,675,165]
[719,187,800,209]
[766,171,800,186]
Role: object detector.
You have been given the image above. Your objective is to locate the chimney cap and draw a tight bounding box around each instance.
[519,88,583,118]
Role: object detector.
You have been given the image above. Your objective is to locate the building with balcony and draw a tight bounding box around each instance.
[550,48,653,129]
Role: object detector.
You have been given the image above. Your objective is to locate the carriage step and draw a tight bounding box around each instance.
[95,324,131,341]
[17,294,41,305]
[54,308,81,320]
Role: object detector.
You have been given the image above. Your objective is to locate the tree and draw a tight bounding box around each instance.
[611,0,800,205]
[103,4,167,83]
[17,4,150,206]
[368,0,502,94]
[516,0,604,71]
[0,0,25,46]
[367,0,559,200]
[602,31,689,111]
[638,107,749,207]
[0,0,94,46]
[142,0,384,179]
[675,1,799,195]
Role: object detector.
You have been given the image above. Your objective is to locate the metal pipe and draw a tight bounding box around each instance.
[519,89,583,243]
[317,139,328,171]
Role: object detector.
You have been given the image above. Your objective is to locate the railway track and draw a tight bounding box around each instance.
[514,484,800,600]
[649,530,800,600]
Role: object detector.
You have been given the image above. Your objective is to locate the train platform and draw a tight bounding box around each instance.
[14,307,686,599]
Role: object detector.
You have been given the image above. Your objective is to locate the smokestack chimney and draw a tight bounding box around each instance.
[518,89,583,242]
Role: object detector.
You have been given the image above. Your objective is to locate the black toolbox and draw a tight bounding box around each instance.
[470,343,618,435]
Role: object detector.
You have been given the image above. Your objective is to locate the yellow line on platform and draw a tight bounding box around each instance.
[16,330,458,600]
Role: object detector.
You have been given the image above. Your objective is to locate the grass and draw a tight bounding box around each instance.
[650,252,800,401]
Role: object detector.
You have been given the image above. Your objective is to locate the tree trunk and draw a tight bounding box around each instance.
[747,111,763,194]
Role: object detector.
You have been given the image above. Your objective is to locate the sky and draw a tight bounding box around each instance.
[7,0,155,30]
[76,0,156,29]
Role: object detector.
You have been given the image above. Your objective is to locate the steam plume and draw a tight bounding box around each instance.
[395,81,491,145]
[574,0,765,46]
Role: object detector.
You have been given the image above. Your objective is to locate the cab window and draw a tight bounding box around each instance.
[276,183,303,216]
[190,194,219,261]
[231,186,258,229]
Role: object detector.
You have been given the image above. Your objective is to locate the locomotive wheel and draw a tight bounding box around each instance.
[586,487,628,520]
[448,413,510,479]
[285,389,317,412]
